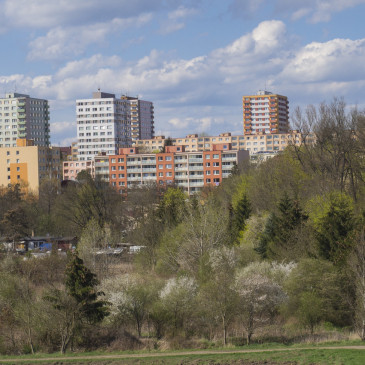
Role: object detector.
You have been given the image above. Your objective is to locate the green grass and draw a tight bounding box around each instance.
[0,341,364,364]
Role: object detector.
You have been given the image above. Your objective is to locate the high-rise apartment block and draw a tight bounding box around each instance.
[0,93,50,148]
[121,95,154,141]
[76,91,154,161]
[243,91,289,135]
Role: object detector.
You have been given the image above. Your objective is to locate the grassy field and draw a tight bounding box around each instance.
[0,342,364,364]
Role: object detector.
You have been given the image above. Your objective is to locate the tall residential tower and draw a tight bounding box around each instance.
[0,93,50,148]
[243,91,289,135]
[76,91,154,160]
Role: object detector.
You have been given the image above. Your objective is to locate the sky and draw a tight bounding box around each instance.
[1,0,365,146]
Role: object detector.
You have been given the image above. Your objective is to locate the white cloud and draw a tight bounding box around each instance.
[50,121,76,147]
[27,14,152,61]
[2,19,365,143]
[160,6,198,35]
[2,0,163,28]
[279,38,365,82]
[230,0,365,23]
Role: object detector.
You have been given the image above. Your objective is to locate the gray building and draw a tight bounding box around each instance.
[76,91,154,161]
[0,93,50,148]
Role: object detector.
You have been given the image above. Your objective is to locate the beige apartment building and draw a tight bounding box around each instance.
[134,131,305,155]
[0,139,61,193]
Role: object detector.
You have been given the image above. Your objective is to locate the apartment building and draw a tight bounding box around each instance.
[109,144,248,195]
[134,131,305,155]
[0,93,50,148]
[121,95,154,142]
[0,139,61,193]
[243,90,289,135]
[62,160,95,181]
[76,91,154,161]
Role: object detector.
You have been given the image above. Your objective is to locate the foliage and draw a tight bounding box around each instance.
[310,193,357,264]
[44,253,109,353]
[235,261,292,344]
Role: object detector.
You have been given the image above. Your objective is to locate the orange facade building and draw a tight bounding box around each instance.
[243,91,289,135]
[109,144,249,195]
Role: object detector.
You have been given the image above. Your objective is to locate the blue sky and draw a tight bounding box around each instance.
[1,0,365,145]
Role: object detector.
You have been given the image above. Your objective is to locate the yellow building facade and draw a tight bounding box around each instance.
[0,139,61,193]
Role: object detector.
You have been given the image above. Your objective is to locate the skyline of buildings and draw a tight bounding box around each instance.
[0,88,303,194]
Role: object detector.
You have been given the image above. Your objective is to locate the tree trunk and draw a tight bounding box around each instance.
[247,332,252,345]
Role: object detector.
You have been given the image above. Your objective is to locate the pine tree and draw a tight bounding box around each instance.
[45,252,109,353]
[65,252,109,323]
[231,194,251,243]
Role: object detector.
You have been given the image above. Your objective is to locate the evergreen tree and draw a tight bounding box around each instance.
[256,193,308,259]
[315,194,356,264]
[45,252,109,353]
[65,252,109,323]
[231,194,251,243]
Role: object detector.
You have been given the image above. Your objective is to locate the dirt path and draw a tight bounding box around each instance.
[0,346,364,364]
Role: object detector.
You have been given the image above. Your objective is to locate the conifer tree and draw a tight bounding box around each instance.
[231,193,251,243]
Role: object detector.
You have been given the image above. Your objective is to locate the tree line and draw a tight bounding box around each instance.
[0,99,364,354]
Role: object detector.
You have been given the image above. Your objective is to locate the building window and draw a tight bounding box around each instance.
[214,170,220,175]
[213,162,219,167]
[213,154,219,159]
[206,162,210,167]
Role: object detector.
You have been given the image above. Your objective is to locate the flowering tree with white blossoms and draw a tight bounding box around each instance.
[235,261,295,344]
[160,276,197,337]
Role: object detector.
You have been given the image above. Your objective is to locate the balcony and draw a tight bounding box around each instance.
[141,167,156,172]
[174,158,187,163]
[188,165,204,171]
[127,168,142,173]
[189,158,203,163]
[127,160,141,166]
[175,167,188,172]
[143,176,157,181]
[128,176,142,182]
[189,181,204,187]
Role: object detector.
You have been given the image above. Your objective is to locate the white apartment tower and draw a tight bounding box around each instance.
[0,93,50,148]
[76,91,154,160]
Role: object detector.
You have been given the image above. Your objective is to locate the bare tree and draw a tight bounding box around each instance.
[290,99,365,202]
